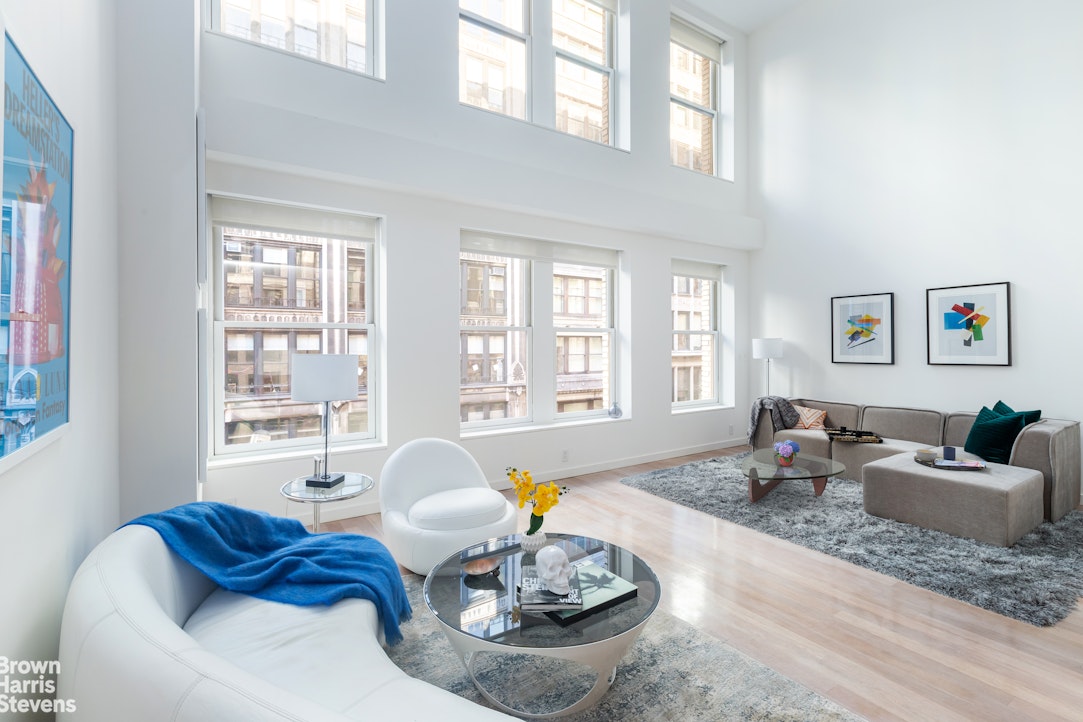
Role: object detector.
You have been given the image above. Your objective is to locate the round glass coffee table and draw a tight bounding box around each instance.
[423,533,661,718]
[741,449,847,502]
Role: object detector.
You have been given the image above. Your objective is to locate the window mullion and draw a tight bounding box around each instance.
[532,259,556,423]
[670,94,716,119]
[532,1,554,126]
[366,0,378,76]
[554,48,610,77]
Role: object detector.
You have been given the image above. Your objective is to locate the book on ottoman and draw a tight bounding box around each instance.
[545,562,638,626]
[518,565,583,612]
[825,427,883,443]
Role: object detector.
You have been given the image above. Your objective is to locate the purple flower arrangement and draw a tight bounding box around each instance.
[773,440,800,458]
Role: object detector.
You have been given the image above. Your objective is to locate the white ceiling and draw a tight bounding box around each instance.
[688,0,806,33]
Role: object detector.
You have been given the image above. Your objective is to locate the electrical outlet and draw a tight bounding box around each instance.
[729,424,734,435]
[561,449,570,463]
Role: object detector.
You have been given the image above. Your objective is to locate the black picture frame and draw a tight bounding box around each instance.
[926,282,1011,366]
[830,292,894,364]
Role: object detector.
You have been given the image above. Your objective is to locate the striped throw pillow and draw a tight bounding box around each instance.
[793,405,827,429]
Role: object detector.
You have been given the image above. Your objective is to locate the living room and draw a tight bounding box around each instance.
[2,0,1081,719]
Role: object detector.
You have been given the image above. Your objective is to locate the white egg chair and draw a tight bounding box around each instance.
[379,438,517,575]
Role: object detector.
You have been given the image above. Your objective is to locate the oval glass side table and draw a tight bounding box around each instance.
[280,472,373,532]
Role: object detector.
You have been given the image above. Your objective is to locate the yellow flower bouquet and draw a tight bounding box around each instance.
[507,467,566,536]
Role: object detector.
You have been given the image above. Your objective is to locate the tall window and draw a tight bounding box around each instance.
[672,264,720,406]
[459,253,529,423]
[210,196,377,455]
[211,0,381,78]
[670,18,722,176]
[553,0,615,144]
[458,0,529,120]
[553,263,612,413]
[460,233,618,427]
[459,0,620,146]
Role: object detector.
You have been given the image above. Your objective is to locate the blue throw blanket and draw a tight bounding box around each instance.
[125,502,412,644]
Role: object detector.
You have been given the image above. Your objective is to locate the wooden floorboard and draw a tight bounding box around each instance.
[329,445,1083,721]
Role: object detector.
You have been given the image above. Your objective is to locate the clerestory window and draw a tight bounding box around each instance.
[670,18,723,176]
[210,0,382,78]
[459,0,621,147]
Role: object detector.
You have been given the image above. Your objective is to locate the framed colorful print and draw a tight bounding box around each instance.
[831,292,894,364]
[926,282,1011,366]
[0,26,74,460]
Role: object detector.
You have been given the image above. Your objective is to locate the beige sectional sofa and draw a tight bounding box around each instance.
[751,399,1081,545]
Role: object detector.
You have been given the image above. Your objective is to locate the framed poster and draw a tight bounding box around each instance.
[926,282,1011,366]
[0,27,73,459]
[831,292,894,364]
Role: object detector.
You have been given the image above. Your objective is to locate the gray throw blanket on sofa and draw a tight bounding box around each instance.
[748,395,800,445]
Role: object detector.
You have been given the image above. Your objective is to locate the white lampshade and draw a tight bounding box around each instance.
[291,354,360,402]
[751,338,784,360]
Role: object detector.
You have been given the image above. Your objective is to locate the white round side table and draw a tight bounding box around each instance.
[280,471,374,532]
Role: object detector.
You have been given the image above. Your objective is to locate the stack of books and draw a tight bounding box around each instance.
[518,565,584,612]
[825,427,883,443]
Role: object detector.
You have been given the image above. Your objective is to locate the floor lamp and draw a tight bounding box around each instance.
[752,338,783,397]
[291,353,360,489]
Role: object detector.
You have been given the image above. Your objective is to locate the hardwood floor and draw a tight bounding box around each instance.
[329,446,1083,721]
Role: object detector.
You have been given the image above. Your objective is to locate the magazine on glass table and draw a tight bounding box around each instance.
[545,562,638,626]
[518,565,584,612]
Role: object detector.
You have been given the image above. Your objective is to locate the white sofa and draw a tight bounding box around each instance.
[58,524,513,721]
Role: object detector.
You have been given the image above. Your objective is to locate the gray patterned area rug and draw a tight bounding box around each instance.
[620,453,1083,626]
[386,575,861,721]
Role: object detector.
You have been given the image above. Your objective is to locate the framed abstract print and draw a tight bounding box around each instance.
[831,292,894,364]
[926,282,1011,366]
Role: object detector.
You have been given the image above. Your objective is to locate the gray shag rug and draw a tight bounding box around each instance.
[620,453,1083,626]
[386,575,862,721]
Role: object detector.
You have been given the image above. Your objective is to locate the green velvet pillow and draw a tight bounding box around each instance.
[992,400,1042,425]
[964,404,1038,464]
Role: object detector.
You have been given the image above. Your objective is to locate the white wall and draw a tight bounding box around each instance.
[115,0,200,521]
[198,0,761,522]
[748,0,1083,428]
[201,163,751,521]
[0,0,119,710]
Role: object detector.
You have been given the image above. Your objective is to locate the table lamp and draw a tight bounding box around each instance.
[751,338,783,397]
[291,353,359,489]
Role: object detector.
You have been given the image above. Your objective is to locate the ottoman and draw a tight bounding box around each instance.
[863,451,1044,546]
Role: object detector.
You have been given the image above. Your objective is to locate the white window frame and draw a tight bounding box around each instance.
[208,195,379,459]
[207,0,383,79]
[460,231,619,431]
[552,261,616,418]
[458,252,532,428]
[671,259,722,409]
[458,2,531,120]
[458,0,623,148]
[669,16,723,177]
[552,0,617,145]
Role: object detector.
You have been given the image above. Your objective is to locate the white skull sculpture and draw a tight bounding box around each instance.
[535,545,572,595]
